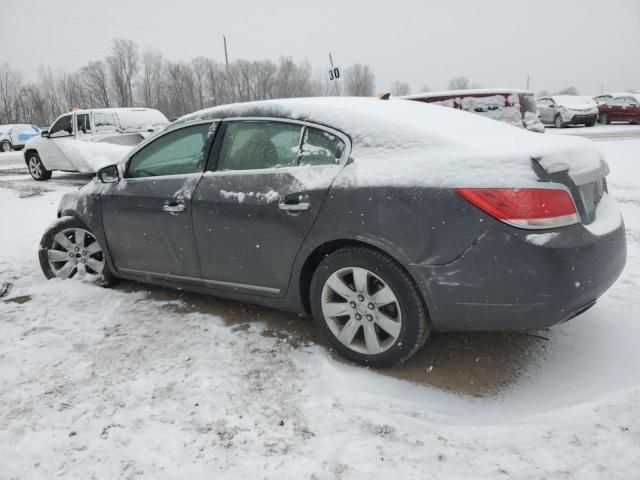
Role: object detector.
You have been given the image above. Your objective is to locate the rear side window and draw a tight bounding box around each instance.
[76,113,92,134]
[127,123,211,178]
[94,112,119,131]
[299,127,345,166]
[217,121,302,171]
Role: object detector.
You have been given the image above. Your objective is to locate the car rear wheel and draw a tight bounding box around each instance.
[554,115,565,128]
[39,216,114,286]
[26,151,52,181]
[310,247,430,367]
[600,113,609,125]
[0,140,11,152]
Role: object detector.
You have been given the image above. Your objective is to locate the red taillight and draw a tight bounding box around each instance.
[456,188,580,229]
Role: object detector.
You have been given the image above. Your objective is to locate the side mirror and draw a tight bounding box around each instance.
[41,130,50,138]
[97,164,120,184]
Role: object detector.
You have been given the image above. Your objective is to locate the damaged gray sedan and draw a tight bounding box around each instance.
[39,98,626,367]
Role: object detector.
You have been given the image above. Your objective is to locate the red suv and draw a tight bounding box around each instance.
[598,95,640,124]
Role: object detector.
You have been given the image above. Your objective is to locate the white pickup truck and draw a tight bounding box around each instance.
[24,108,169,181]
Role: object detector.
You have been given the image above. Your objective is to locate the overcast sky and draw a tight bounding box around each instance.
[1,0,639,95]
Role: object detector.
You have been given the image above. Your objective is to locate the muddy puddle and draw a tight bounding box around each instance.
[116,281,550,397]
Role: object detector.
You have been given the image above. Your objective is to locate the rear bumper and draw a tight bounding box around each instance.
[411,219,627,332]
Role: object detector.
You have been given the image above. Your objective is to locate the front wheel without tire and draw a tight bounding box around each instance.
[39,216,114,286]
[26,152,52,181]
[310,247,430,367]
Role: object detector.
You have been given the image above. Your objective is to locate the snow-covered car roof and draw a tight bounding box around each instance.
[400,88,533,100]
[0,123,39,132]
[177,97,605,188]
[548,95,597,109]
[72,108,169,128]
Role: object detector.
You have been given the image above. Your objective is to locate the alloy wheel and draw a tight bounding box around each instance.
[28,156,42,178]
[46,228,105,280]
[321,266,402,355]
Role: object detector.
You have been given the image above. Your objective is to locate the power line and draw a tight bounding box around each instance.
[0,45,108,55]
[1,9,186,33]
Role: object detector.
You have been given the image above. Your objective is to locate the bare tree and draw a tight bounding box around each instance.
[204,59,225,106]
[555,86,580,95]
[344,64,375,97]
[58,71,87,110]
[165,61,197,118]
[253,60,277,100]
[448,76,471,90]
[273,57,313,99]
[107,39,139,107]
[1,41,389,123]
[81,61,111,107]
[191,57,209,110]
[0,63,23,123]
[390,80,411,96]
[139,49,165,111]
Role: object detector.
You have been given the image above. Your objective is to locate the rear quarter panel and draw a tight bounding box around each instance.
[305,184,492,266]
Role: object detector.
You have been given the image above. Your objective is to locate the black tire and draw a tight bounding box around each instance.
[554,114,565,129]
[39,216,115,287]
[585,120,596,127]
[25,151,52,181]
[600,113,609,125]
[310,247,430,367]
[0,140,11,152]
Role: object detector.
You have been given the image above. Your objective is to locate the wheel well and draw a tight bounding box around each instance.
[24,148,37,164]
[298,239,409,314]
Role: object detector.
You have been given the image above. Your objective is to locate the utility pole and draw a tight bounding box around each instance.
[601,83,604,94]
[329,53,340,96]
[526,74,530,91]
[223,35,229,70]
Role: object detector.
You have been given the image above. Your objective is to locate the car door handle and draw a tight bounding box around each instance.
[278,201,310,212]
[163,200,185,213]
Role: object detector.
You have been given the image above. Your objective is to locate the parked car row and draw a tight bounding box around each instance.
[536,92,640,128]
[399,89,545,133]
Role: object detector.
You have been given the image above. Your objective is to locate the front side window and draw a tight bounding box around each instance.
[50,115,73,137]
[299,127,345,166]
[76,113,92,134]
[127,123,211,178]
[217,121,302,171]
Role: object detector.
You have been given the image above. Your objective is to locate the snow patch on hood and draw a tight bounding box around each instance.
[56,141,133,173]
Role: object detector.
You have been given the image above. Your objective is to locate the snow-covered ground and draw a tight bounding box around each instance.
[0,150,27,172]
[0,138,639,479]
[547,124,640,140]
